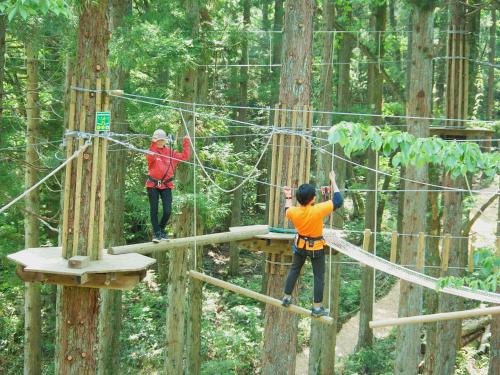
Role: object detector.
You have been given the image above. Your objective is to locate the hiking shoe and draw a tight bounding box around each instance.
[152,232,161,243]
[160,230,169,241]
[311,306,329,317]
[282,295,292,307]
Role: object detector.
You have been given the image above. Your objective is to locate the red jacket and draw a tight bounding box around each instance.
[146,137,190,189]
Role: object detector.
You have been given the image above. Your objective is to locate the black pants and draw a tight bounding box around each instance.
[284,247,325,303]
[147,187,172,234]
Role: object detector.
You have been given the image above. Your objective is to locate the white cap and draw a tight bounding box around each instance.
[152,129,168,141]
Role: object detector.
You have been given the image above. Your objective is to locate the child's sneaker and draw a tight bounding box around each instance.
[152,232,161,243]
[282,295,292,307]
[311,306,329,317]
[160,230,169,241]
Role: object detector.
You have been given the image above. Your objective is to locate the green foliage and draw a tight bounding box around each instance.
[0,0,71,21]
[437,247,500,292]
[342,333,396,374]
[329,121,500,179]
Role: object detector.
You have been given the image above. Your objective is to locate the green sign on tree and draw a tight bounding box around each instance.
[95,112,111,132]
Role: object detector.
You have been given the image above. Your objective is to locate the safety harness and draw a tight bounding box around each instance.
[294,234,325,251]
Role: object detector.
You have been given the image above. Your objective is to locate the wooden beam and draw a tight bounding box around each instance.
[441,233,451,271]
[109,225,269,255]
[390,231,398,263]
[189,270,333,324]
[370,305,500,329]
[417,232,425,271]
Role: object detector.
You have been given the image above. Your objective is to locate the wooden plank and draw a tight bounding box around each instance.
[98,77,111,258]
[189,271,334,324]
[280,255,286,276]
[441,233,451,272]
[457,31,463,122]
[72,79,90,257]
[417,232,425,271]
[68,256,90,269]
[272,106,287,226]
[449,26,456,126]
[270,253,276,274]
[268,104,280,225]
[370,305,500,329]
[87,77,102,259]
[390,231,398,263]
[463,34,469,121]
[110,225,270,255]
[16,266,141,290]
[8,247,156,276]
[61,77,77,259]
[305,107,313,182]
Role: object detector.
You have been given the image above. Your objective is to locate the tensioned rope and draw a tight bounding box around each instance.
[0,141,91,214]
[324,233,500,304]
[67,132,499,243]
[104,92,494,194]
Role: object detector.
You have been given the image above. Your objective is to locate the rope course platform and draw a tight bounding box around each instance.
[7,247,155,290]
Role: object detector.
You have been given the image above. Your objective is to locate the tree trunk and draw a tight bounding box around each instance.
[0,14,5,121]
[389,0,402,72]
[55,1,110,373]
[466,0,480,117]
[229,0,250,276]
[358,1,386,350]
[309,1,339,373]
[434,2,468,372]
[165,1,200,373]
[489,182,500,374]
[394,3,434,374]
[24,40,42,375]
[485,7,496,119]
[423,169,442,375]
[262,1,313,374]
[97,1,132,374]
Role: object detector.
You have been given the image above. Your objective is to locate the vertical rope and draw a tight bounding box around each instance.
[193,103,198,270]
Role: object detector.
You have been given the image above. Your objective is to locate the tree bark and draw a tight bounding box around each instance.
[24,39,42,375]
[485,7,496,120]
[97,1,132,374]
[262,1,313,374]
[358,0,386,351]
[394,2,434,374]
[229,0,250,276]
[55,1,110,373]
[466,0,481,117]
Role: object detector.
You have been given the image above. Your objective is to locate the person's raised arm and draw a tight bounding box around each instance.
[329,171,343,209]
[172,135,191,161]
[283,186,293,212]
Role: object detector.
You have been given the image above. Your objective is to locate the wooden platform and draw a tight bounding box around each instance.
[429,127,494,141]
[7,247,155,290]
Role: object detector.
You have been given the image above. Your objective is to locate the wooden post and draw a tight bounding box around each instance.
[363,229,371,251]
[87,78,101,260]
[62,78,77,259]
[297,106,308,186]
[305,108,313,182]
[286,107,298,229]
[71,79,90,257]
[97,77,110,258]
[268,104,280,225]
[272,106,286,226]
[417,232,425,271]
[468,234,475,273]
[441,233,451,272]
[390,231,398,263]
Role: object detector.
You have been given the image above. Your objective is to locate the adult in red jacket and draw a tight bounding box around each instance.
[146,129,190,242]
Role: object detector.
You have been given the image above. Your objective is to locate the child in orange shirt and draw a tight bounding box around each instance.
[282,171,343,317]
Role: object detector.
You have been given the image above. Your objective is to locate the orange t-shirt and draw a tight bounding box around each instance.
[285,200,334,250]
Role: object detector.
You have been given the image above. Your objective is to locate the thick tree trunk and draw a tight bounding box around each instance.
[394,3,434,374]
[97,1,131,374]
[434,2,468,372]
[24,40,42,375]
[489,182,500,374]
[485,8,496,119]
[262,1,313,374]
[165,1,200,373]
[423,169,442,375]
[309,1,339,373]
[358,1,386,350]
[229,0,250,276]
[55,1,110,373]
